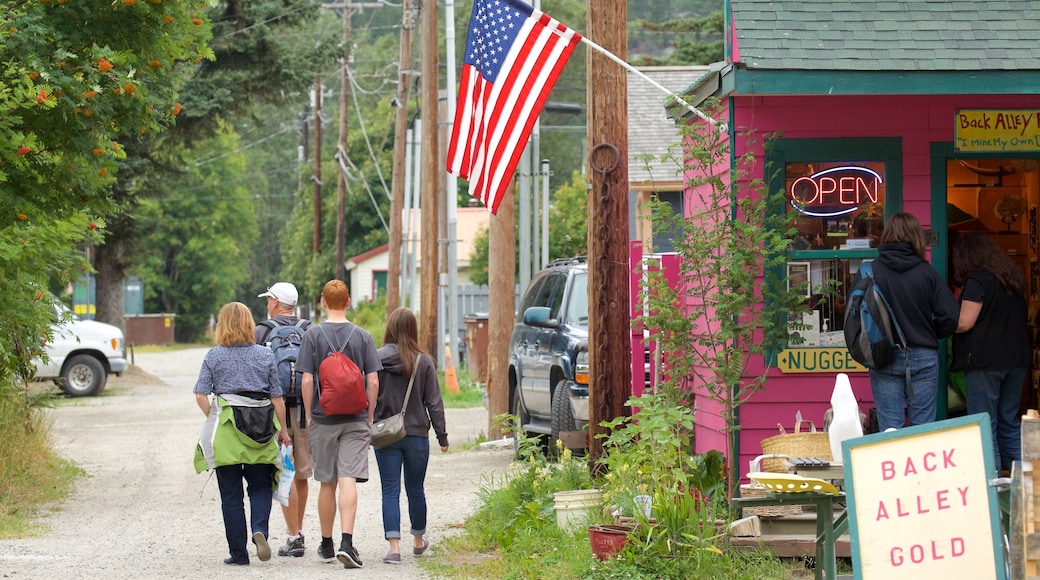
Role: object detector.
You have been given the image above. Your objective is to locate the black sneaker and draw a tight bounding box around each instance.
[336,542,363,569]
[317,539,336,563]
[278,532,305,557]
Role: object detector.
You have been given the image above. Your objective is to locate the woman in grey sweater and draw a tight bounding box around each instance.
[372,307,449,564]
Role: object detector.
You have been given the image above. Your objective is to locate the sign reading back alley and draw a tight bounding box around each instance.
[955,109,1040,152]
[842,414,1006,580]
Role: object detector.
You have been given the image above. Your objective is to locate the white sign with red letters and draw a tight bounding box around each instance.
[842,414,1005,580]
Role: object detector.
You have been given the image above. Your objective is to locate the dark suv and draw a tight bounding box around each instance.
[509,257,590,449]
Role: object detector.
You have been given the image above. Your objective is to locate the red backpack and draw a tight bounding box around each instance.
[316,325,368,416]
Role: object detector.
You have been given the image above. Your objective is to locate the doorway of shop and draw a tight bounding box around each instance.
[938,154,1040,422]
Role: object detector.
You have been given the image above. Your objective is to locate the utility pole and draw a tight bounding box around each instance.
[419,0,439,355]
[487,182,515,440]
[586,0,630,465]
[335,2,352,282]
[313,77,322,256]
[387,0,415,313]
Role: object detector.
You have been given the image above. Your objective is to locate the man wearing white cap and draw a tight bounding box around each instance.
[255,282,313,559]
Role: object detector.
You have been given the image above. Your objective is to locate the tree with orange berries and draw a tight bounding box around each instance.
[0,0,211,394]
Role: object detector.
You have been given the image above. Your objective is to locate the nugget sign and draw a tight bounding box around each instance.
[842,414,1005,580]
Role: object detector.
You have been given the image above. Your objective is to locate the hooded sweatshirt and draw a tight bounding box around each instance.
[869,242,959,350]
[374,343,449,447]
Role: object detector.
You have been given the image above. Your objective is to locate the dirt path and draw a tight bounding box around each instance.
[0,347,513,579]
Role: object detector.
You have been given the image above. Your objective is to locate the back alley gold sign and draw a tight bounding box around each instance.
[955,109,1040,152]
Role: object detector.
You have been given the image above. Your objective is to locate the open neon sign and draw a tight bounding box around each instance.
[789,166,883,217]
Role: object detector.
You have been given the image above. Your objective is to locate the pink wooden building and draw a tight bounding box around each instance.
[657,1,1040,483]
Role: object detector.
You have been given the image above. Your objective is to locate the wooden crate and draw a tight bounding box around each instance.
[1015,411,1040,578]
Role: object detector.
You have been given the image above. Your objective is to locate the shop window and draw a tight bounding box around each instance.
[766,138,902,359]
[779,158,897,350]
[786,162,887,251]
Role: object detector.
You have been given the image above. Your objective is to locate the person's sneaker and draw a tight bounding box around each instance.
[413,536,430,556]
[382,552,401,565]
[317,539,336,563]
[252,531,271,562]
[278,533,305,557]
[337,542,363,569]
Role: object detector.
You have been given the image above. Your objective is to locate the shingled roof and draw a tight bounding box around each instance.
[629,66,708,184]
[731,0,1040,72]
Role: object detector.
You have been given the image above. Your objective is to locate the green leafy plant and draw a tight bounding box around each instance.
[639,108,810,497]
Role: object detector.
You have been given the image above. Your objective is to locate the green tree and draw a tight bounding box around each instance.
[0,0,211,395]
[547,171,588,259]
[92,0,339,327]
[639,117,809,498]
[135,127,258,341]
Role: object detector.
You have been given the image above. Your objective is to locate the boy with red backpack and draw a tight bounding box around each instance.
[297,280,382,568]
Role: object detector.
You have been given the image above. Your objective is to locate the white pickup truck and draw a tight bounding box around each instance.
[35,309,129,397]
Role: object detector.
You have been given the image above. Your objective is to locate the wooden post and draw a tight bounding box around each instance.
[312,76,322,256]
[487,183,515,440]
[335,2,351,282]
[419,0,439,355]
[386,0,414,313]
[586,0,630,465]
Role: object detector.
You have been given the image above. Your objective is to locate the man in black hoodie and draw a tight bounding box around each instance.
[862,212,959,431]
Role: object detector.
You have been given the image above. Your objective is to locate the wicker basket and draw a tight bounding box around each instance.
[759,420,832,473]
[738,483,802,517]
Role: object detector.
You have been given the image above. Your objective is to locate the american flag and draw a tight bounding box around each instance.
[446,0,581,215]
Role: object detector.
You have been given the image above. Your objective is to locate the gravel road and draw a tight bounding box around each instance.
[0,347,514,579]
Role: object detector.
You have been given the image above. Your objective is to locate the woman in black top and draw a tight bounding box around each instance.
[952,232,1030,471]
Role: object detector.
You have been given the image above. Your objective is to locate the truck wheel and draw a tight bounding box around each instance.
[60,354,106,397]
[551,381,580,455]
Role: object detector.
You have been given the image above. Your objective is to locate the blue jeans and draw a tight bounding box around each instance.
[374,435,430,539]
[215,463,275,563]
[965,367,1026,471]
[869,347,939,431]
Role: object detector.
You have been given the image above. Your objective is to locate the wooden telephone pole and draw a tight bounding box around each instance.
[386,0,414,313]
[335,2,352,282]
[419,0,439,355]
[487,183,516,440]
[313,77,322,256]
[586,0,630,464]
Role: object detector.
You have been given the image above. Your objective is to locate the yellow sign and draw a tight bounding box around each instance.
[843,415,1005,579]
[955,109,1040,152]
[777,348,866,373]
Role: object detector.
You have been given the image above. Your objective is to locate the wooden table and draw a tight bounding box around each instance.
[732,491,848,580]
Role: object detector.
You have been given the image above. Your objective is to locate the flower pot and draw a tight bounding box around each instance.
[553,489,603,533]
[587,524,633,560]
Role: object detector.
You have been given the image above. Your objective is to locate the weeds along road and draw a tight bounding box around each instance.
[0,347,513,579]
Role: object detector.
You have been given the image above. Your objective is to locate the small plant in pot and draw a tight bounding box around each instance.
[595,390,729,561]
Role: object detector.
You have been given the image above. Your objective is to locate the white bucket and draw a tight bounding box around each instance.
[553,489,604,533]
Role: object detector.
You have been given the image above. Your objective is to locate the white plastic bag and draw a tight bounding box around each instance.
[828,373,864,462]
[273,444,295,507]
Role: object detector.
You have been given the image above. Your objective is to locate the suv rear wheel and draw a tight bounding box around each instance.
[60,354,106,397]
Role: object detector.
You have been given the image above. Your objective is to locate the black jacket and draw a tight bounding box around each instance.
[374,344,448,447]
[951,269,1030,371]
[870,242,959,350]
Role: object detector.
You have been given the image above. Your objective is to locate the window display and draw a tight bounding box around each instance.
[784,161,887,350]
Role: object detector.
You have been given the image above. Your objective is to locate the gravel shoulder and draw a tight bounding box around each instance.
[0,347,514,579]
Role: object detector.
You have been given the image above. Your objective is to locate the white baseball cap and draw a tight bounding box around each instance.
[258,282,298,306]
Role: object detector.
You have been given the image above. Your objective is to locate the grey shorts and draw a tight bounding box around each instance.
[309,420,371,483]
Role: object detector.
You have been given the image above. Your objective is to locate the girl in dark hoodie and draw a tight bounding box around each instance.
[865,212,959,431]
[372,307,449,564]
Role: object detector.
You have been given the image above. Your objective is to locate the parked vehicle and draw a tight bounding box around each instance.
[509,257,591,450]
[35,307,128,397]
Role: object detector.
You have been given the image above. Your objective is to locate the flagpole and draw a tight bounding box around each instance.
[578,36,728,132]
